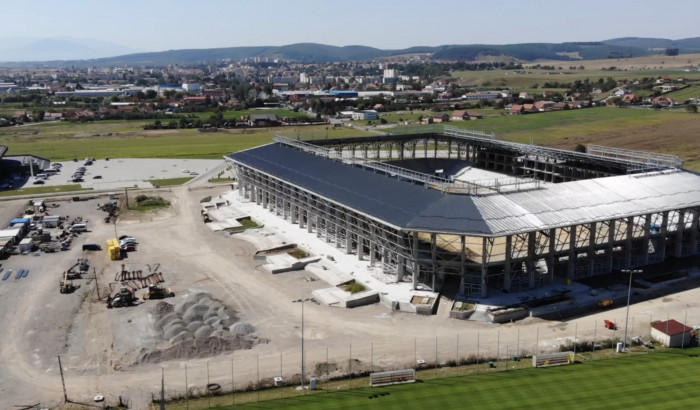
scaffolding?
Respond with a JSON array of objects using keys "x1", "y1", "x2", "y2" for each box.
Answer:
[{"x1": 231, "y1": 131, "x2": 700, "y2": 298}]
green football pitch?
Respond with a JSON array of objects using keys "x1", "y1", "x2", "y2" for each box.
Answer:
[{"x1": 211, "y1": 349, "x2": 700, "y2": 409}]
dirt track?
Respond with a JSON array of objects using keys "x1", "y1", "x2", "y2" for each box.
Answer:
[{"x1": 0, "y1": 185, "x2": 699, "y2": 409}]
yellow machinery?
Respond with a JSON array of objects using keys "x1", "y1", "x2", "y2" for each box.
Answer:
[{"x1": 106, "y1": 238, "x2": 121, "y2": 260}]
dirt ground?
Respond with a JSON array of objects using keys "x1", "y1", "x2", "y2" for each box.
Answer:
[
  {"x1": 0, "y1": 184, "x2": 699, "y2": 409},
  {"x1": 543, "y1": 115, "x2": 700, "y2": 170}
]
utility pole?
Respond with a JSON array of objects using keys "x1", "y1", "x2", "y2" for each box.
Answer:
[
  {"x1": 57, "y1": 355, "x2": 68, "y2": 403},
  {"x1": 93, "y1": 267, "x2": 100, "y2": 300},
  {"x1": 301, "y1": 299, "x2": 305, "y2": 391}
]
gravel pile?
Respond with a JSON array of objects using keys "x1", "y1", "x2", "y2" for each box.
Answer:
[{"x1": 152, "y1": 290, "x2": 256, "y2": 345}]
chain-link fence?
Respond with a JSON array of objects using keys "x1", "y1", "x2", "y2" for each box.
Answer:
[{"x1": 149, "y1": 309, "x2": 698, "y2": 408}]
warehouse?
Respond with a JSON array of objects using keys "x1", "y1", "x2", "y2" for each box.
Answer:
[{"x1": 226, "y1": 127, "x2": 700, "y2": 298}]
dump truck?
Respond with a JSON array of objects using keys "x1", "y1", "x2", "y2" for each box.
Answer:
[{"x1": 142, "y1": 284, "x2": 174, "y2": 300}]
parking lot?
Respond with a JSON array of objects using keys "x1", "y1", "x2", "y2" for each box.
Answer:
[{"x1": 22, "y1": 157, "x2": 227, "y2": 190}]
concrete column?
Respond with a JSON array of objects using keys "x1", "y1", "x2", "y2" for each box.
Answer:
[
  {"x1": 625, "y1": 217, "x2": 634, "y2": 268},
  {"x1": 528, "y1": 232, "x2": 536, "y2": 288},
  {"x1": 675, "y1": 210, "x2": 686, "y2": 257},
  {"x1": 412, "y1": 232, "x2": 419, "y2": 290},
  {"x1": 504, "y1": 235, "x2": 512, "y2": 292},
  {"x1": 346, "y1": 223, "x2": 353, "y2": 254},
  {"x1": 397, "y1": 255, "x2": 405, "y2": 282},
  {"x1": 548, "y1": 228, "x2": 556, "y2": 284},
  {"x1": 659, "y1": 211, "x2": 669, "y2": 261},
  {"x1": 357, "y1": 237, "x2": 363, "y2": 260},
  {"x1": 369, "y1": 242, "x2": 376, "y2": 265},
  {"x1": 643, "y1": 214, "x2": 651, "y2": 265},
  {"x1": 690, "y1": 210, "x2": 699, "y2": 254},
  {"x1": 567, "y1": 226, "x2": 576, "y2": 281},
  {"x1": 480, "y1": 237, "x2": 488, "y2": 298},
  {"x1": 588, "y1": 222, "x2": 596, "y2": 276},
  {"x1": 307, "y1": 213, "x2": 313, "y2": 233}
]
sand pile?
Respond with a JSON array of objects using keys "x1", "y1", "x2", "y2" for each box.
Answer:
[{"x1": 138, "y1": 290, "x2": 263, "y2": 365}]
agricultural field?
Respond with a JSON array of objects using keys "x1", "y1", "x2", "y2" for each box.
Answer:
[
  {"x1": 453, "y1": 53, "x2": 700, "y2": 91},
  {"x1": 427, "y1": 106, "x2": 700, "y2": 171},
  {"x1": 0, "y1": 121, "x2": 372, "y2": 161},
  {"x1": 173, "y1": 348, "x2": 700, "y2": 410}
]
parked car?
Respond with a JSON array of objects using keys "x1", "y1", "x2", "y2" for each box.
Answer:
[
  {"x1": 118, "y1": 235, "x2": 133, "y2": 240},
  {"x1": 72, "y1": 177, "x2": 84, "y2": 182},
  {"x1": 82, "y1": 243, "x2": 102, "y2": 251},
  {"x1": 182, "y1": 169, "x2": 190, "y2": 173},
  {"x1": 0, "y1": 182, "x2": 13, "y2": 190},
  {"x1": 93, "y1": 175, "x2": 102, "y2": 179},
  {"x1": 33, "y1": 180, "x2": 45, "y2": 185},
  {"x1": 120, "y1": 243, "x2": 137, "y2": 252},
  {"x1": 189, "y1": 172, "x2": 199, "y2": 176},
  {"x1": 120, "y1": 238, "x2": 138, "y2": 247}
]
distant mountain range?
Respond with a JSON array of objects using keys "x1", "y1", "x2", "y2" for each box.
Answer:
[
  {"x1": 0, "y1": 37, "x2": 142, "y2": 62},
  {"x1": 1, "y1": 37, "x2": 699, "y2": 67}
]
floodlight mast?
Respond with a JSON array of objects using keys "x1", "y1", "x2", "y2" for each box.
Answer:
[{"x1": 621, "y1": 269, "x2": 642, "y2": 350}]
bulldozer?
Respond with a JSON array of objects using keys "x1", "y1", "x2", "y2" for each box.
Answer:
[
  {"x1": 107, "y1": 287, "x2": 135, "y2": 308},
  {"x1": 142, "y1": 284, "x2": 175, "y2": 300}
]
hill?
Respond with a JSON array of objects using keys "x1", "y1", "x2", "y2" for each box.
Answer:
[
  {"x1": 2, "y1": 38, "x2": 699, "y2": 67},
  {"x1": 603, "y1": 37, "x2": 700, "y2": 53}
]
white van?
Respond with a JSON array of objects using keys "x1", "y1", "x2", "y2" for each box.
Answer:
[
  {"x1": 43, "y1": 168, "x2": 58, "y2": 175},
  {"x1": 69, "y1": 223, "x2": 88, "y2": 233},
  {"x1": 35, "y1": 173, "x2": 48, "y2": 179}
]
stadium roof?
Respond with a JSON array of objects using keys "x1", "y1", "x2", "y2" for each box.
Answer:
[{"x1": 228, "y1": 143, "x2": 700, "y2": 237}]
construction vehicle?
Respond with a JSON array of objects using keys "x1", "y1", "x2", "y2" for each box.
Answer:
[
  {"x1": 142, "y1": 284, "x2": 175, "y2": 300},
  {"x1": 64, "y1": 258, "x2": 89, "y2": 280},
  {"x1": 597, "y1": 298, "x2": 614, "y2": 309},
  {"x1": 604, "y1": 319, "x2": 617, "y2": 330},
  {"x1": 107, "y1": 287, "x2": 135, "y2": 308},
  {"x1": 59, "y1": 270, "x2": 78, "y2": 294}
]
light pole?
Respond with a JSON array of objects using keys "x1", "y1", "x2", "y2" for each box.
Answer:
[
  {"x1": 301, "y1": 298, "x2": 305, "y2": 391},
  {"x1": 621, "y1": 269, "x2": 642, "y2": 350}
]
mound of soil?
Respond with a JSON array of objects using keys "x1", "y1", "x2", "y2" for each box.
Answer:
[{"x1": 135, "y1": 335, "x2": 265, "y2": 365}]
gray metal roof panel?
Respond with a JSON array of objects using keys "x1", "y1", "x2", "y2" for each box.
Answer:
[
  {"x1": 228, "y1": 144, "x2": 700, "y2": 237},
  {"x1": 227, "y1": 144, "x2": 492, "y2": 234}
]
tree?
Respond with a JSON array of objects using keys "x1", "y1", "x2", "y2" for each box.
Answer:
[
  {"x1": 686, "y1": 104, "x2": 698, "y2": 114},
  {"x1": 574, "y1": 144, "x2": 586, "y2": 153},
  {"x1": 145, "y1": 90, "x2": 157, "y2": 99}
]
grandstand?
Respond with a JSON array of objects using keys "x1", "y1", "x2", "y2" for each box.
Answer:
[{"x1": 225, "y1": 126, "x2": 700, "y2": 298}]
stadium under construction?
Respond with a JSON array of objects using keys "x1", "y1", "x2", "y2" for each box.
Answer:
[{"x1": 226, "y1": 127, "x2": 700, "y2": 298}]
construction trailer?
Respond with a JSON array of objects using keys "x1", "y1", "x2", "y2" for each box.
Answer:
[{"x1": 226, "y1": 127, "x2": 700, "y2": 299}]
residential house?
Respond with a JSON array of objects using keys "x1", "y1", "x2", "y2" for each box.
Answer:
[
  {"x1": 451, "y1": 110, "x2": 467, "y2": 121},
  {"x1": 651, "y1": 96, "x2": 675, "y2": 107},
  {"x1": 621, "y1": 94, "x2": 638, "y2": 104},
  {"x1": 247, "y1": 113, "x2": 280, "y2": 127}
]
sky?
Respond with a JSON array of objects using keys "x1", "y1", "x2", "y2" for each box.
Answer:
[{"x1": 1, "y1": 0, "x2": 698, "y2": 52}]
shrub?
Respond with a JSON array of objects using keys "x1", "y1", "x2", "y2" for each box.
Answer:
[
  {"x1": 200, "y1": 196, "x2": 212, "y2": 203},
  {"x1": 344, "y1": 282, "x2": 366, "y2": 294}
]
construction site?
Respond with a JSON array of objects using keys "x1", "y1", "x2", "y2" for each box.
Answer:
[
  {"x1": 227, "y1": 128, "x2": 700, "y2": 304},
  {"x1": 0, "y1": 133, "x2": 699, "y2": 408}
]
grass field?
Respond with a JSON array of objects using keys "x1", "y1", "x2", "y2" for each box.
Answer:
[
  {"x1": 0, "y1": 123, "x2": 372, "y2": 161},
  {"x1": 0, "y1": 184, "x2": 90, "y2": 197},
  {"x1": 445, "y1": 106, "x2": 691, "y2": 143},
  {"x1": 192, "y1": 349, "x2": 700, "y2": 410}
]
